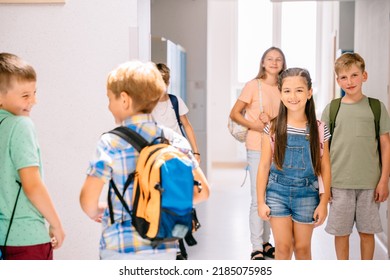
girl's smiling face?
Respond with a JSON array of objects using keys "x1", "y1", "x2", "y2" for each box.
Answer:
[
  {"x1": 263, "y1": 50, "x2": 285, "y2": 75},
  {"x1": 280, "y1": 76, "x2": 312, "y2": 113}
]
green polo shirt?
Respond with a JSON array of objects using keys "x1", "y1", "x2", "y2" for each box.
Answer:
[
  {"x1": 0, "y1": 110, "x2": 50, "y2": 246},
  {"x1": 321, "y1": 96, "x2": 390, "y2": 189}
]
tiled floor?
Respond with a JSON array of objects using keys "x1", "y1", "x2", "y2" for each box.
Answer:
[{"x1": 185, "y1": 166, "x2": 389, "y2": 260}]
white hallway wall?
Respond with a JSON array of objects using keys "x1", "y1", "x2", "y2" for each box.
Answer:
[
  {"x1": 208, "y1": 0, "x2": 241, "y2": 166},
  {"x1": 354, "y1": 0, "x2": 390, "y2": 253},
  {"x1": 0, "y1": 0, "x2": 150, "y2": 259},
  {"x1": 151, "y1": 0, "x2": 209, "y2": 174}
]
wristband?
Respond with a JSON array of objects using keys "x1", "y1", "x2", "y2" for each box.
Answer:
[{"x1": 193, "y1": 152, "x2": 200, "y2": 156}]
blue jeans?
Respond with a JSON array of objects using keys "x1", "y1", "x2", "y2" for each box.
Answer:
[{"x1": 247, "y1": 150, "x2": 271, "y2": 251}]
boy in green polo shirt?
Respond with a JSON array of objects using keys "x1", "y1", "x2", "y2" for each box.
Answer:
[
  {"x1": 0, "y1": 53, "x2": 65, "y2": 259},
  {"x1": 321, "y1": 52, "x2": 390, "y2": 260}
]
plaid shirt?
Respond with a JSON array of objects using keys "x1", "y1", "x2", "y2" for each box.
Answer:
[{"x1": 87, "y1": 114, "x2": 196, "y2": 254}]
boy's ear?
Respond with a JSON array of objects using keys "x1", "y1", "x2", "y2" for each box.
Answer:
[
  {"x1": 362, "y1": 71, "x2": 368, "y2": 82},
  {"x1": 336, "y1": 76, "x2": 342, "y2": 87},
  {"x1": 120, "y1": 91, "x2": 132, "y2": 110}
]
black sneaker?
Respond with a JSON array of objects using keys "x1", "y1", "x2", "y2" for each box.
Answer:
[{"x1": 176, "y1": 252, "x2": 187, "y2": 260}]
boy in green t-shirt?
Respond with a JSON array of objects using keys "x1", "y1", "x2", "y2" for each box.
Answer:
[
  {"x1": 0, "y1": 53, "x2": 65, "y2": 259},
  {"x1": 321, "y1": 52, "x2": 390, "y2": 260}
]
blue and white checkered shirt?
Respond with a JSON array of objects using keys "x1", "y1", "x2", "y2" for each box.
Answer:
[{"x1": 87, "y1": 114, "x2": 196, "y2": 254}]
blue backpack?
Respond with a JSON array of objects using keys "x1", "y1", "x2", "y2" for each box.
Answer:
[{"x1": 108, "y1": 126, "x2": 199, "y2": 247}]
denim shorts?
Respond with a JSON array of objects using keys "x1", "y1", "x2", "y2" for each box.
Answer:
[{"x1": 266, "y1": 173, "x2": 320, "y2": 224}]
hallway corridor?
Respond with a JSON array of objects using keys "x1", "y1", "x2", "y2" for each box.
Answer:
[{"x1": 186, "y1": 166, "x2": 389, "y2": 260}]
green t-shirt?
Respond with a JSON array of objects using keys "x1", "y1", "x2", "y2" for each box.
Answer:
[
  {"x1": 0, "y1": 110, "x2": 50, "y2": 246},
  {"x1": 321, "y1": 96, "x2": 390, "y2": 189}
]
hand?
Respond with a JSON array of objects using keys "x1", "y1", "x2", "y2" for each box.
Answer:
[
  {"x1": 49, "y1": 224, "x2": 65, "y2": 249},
  {"x1": 194, "y1": 154, "x2": 201, "y2": 164},
  {"x1": 250, "y1": 119, "x2": 265, "y2": 133},
  {"x1": 258, "y1": 203, "x2": 271, "y2": 221},
  {"x1": 93, "y1": 201, "x2": 107, "y2": 223},
  {"x1": 375, "y1": 180, "x2": 389, "y2": 202},
  {"x1": 259, "y1": 112, "x2": 270, "y2": 124},
  {"x1": 313, "y1": 203, "x2": 328, "y2": 228}
]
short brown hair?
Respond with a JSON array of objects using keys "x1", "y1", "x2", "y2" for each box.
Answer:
[
  {"x1": 334, "y1": 52, "x2": 365, "y2": 76},
  {"x1": 155, "y1": 63, "x2": 170, "y2": 86},
  {"x1": 0, "y1": 53, "x2": 36, "y2": 94},
  {"x1": 107, "y1": 61, "x2": 165, "y2": 113}
]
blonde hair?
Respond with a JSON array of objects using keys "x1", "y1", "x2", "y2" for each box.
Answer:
[
  {"x1": 0, "y1": 53, "x2": 36, "y2": 94},
  {"x1": 334, "y1": 52, "x2": 365, "y2": 76},
  {"x1": 107, "y1": 61, "x2": 166, "y2": 113}
]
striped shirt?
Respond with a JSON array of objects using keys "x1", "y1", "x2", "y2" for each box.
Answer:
[
  {"x1": 264, "y1": 123, "x2": 331, "y2": 142},
  {"x1": 87, "y1": 114, "x2": 196, "y2": 254}
]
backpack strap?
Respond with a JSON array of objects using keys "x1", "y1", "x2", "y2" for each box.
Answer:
[
  {"x1": 368, "y1": 97, "x2": 381, "y2": 141},
  {"x1": 0, "y1": 117, "x2": 22, "y2": 259},
  {"x1": 317, "y1": 120, "x2": 325, "y2": 157},
  {"x1": 110, "y1": 126, "x2": 149, "y2": 153},
  {"x1": 168, "y1": 94, "x2": 186, "y2": 137},
  {"x1": 328, "y1": 98, "x2": 342, "y2": 148},
  {"x1": 368, "y1": 97, "x2": 381, "y2": 164},
  {"x1": 107, "y1": 178, "x2": 134, "y2": 225},
  {"x1": 107, "y1": 127, "x2": 149, "y2": 225}
]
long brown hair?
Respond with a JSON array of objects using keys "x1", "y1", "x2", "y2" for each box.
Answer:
[{"x1": 271, "y1": 68, "x2": 321, "y2": 176}]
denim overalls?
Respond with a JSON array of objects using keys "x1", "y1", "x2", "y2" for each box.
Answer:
[{"x1": 266, "y1": 129, "x2": 320, "y2": 224}]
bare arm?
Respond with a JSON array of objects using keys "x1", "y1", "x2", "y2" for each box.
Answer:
[
  {"x1": 180, "y1": 114, "x2": 200, "y2": 163},
  {"x1": 376, "y1": 133, "x2": 390, "y2": 202},
  {"x1": 229, "y1": 99, "x2": 265, "y2": 133},
  {"x1": 257, "y1": 134, "x2": 272, "y2": 220},
  {"x1": 19, "y1": 166, "x2": 65, "y2": 249},
  {"x1": 192, "y1": 167, "x2": 210, "y2": 204},
  {"x1": 79, "y1": 175, "x2": 106, "y2": 221},
  {"x1": 314, "y1": 141, "x2": 331, "y2": 227}
]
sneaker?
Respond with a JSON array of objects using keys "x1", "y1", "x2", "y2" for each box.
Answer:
[{"x1": 176, "y1": 252, "x2": 187, "y2": 260}]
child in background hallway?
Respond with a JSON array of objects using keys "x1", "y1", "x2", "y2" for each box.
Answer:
[
  {"x1": 79, "y1": 60, "x2": 209, "y2": 260},
  {"x1": 152, "y1": 62, "x2": 201, "y2": 260},
  {"x1": 152, "y1": 63, "x2": 201, "y2": 163},
  {"x1": 0, "y1": 53, "x2": 65, "y2": 260},
  {"x1": 230, "y1": 47, "x2": 286, "y2": 260},
  {"x1": 321, "y1": 52, "x2": 390, "y2": 260},
  {"x1": 257, "y1": 68, "x2": 331, "y2": 260}
]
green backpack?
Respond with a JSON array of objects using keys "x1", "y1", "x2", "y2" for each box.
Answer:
[{"x1": 329, "y1": 97, "x2": 381, "y2": 164}]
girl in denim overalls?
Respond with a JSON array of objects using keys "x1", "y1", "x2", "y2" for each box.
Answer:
[{"x1": 257, "y1": 68, "x2": 331, "y2": 260}]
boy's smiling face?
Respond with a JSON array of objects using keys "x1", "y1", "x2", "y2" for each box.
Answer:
[
  {"x1": 336, "y1": 64, "x2": 367, "y2": 97},
  {"x1": 0, "y1": 79, "x2": 37, "y2": 116}
]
